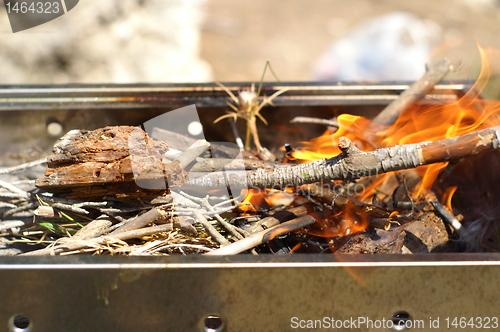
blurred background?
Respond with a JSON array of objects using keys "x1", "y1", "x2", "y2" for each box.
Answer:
[{"x1": 0, "y1": 0, "x2": 500, "y2": 84}]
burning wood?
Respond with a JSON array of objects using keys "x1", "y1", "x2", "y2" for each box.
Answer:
[
  {"x1": 370, "y1": 58, "x2": 453, "y2": 127},
  {"x1": 2, "y1": 55, "x2": 500, "y2": 255},
  {"x1": 206, "y1": 215, "x2": 317, "y2": 255},
  {"x1": 184, "y1": 125, "x2": 500, "y2": 190},
  {"x1": 0, "y1": 119, "x2": 489, "y2": 255}
]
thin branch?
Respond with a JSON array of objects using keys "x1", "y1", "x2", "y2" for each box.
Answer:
[
  {"x1": 0, "y1": 220, "x2": 29, "y2": 232},
  {"x1": 290, "y1": 116, "x2": 339, "y2": 128},
  {"x1": 430, "y1": 200, "x2": 476, "y2": 249},
  {"x1": 228, "y1": 117, "x2": 245, "y2": 150},
  {"x1": 205, "y1": 215, "x2": 316, "y2": 255},
  {"x1": 3, "y1": 202, "x2": 38, "y2": 217},
  {"x1": 175, "y1": 139, "x2": 209, "y2": 169},
  {"x1": 131, "y1": 242, "x2": 214, "y2": 255},
  {"x1": 20, "y1": 224, "x2": 174, "y2": 256},
  {"x1": 244, "y1": 205, "x2": 309, "y2": 234},
  {"x1": 371, "y1": 58, "x2": 452, "y2": 126},
  {"x1": 193, "y1": 210, "x2": 230, "y2": 246},
  {"x1": 49, "y1": 202, "x2": 90, "y2": 215},
  {"x1": 0, "y1": 180, "x2": 29, "y2": 199},
  {"x1": 184, "y1": 125, "x2": 500, "y2": 190},
  {"x1": 110, "y1": 206, "x2": 169, "y2": 234},
  {"x1": 214, "y1": 214, "x2": 244, "y2": 240},
  {"x1": 72, "y1": 214, "x2": 113, "y2": 240},
  {"x1": 0, "y1": 157, "x2": 47, "y2": 174}
]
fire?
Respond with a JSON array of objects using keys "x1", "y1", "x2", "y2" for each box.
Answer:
[
  {"x1": 306, "y1": 206, "x2": 370, "y2": 238},
  {"x1": 238, "y1": 189, "x2": 295, "y2": 214},
  {"x1": 442, "y1": 186, "x2": 458, "y2": 211},
  {"x1": 291, "y1": 46, "x2": 500, "y2": 237}
]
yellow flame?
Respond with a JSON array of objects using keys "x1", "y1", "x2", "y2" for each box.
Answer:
[{"x1": 294, "y1": 46, "x2": 500, "y2": 199}]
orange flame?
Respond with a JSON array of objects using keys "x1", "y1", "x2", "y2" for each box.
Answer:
[
  {"x1": 306, "y1": 208, "x2": 370, "y2": 238},
  {"x1": 238, "y1": 189, "x2": 295, "y2": 213},
  {"x1": 442, "y1": 186, "x2": 458, "y2": 211},
  {"x1": 291, "y1": 46, "x2": 500, "y2": 237}
]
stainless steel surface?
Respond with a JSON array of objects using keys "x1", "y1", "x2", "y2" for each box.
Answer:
[
  {"x1": 0, "y1": 81, "x2": 472, "y2": 166},
  {"x1": 1, "y1": 254, "x2": 499, "y2": 332},
  {"x1": 0, "y1": 82, "x2": 470, "y2": 110}
]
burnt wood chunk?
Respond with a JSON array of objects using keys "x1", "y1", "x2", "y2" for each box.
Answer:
[{"x1": 36, "y1": 126, "x2": 188, "y2": 199}]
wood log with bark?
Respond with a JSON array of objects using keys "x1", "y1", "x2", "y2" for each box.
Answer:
[
  {"x1": 184, "y1": 125, "x2": 500, "y2": 190},
  {"x1": 35, "y1": 126, "x2": 188, "y2": 199}
]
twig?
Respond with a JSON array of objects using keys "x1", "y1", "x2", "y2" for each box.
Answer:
[
  {"x1": 229, "y1": 117, "x2": 245, "y2": 150},
  {"x1": 151, "y1": 244, "x2": 215, "y2": 253},
  {"x1": 11, "y1": 179, "x2": 36, "y2": 186},
  {"x1": 212, "y1": 193, "x2": 246, "y2": 208},
  {"x1": 35, "y1": 194, "x2": 95, "y2": 205},
  {"x1": 172, "y1": 217, "x2": 198, "y2": 235},
  {"x1": 0, "y1": 157, "x2": 47, "y2": 174},
  {"x1": 190, "y1": 158, "x2": 282, "y2": 172},
  {"x1": 290, "y1": 116, "x2": 338, "y2": 128},
  {"x1": 176, "y1": 190, "x2": 205, "y2": 203},
  {"x1": 72, "y1": 215, "x2": 113, "y2": 240},
  {"x1": 370, "y1": 58, "x2": 452, "y2": 126},
  {"x1": 3, "y1": 202, "x2": 38, "y2": 217},
  {"x1": 20, "y1": 224, "x2": 174, "y2": 256},
  {"x1": 206, "y1": 215, "x2": 316, "y2": 255},
  {"x1": 170, "y1": 190, "x2": 240, "y2": 217},
  {"x1": 244, "y1": 205, "x2": 309, "y2": 234},
  {"x1": 175, "y1": 139, "x2": 209, "y2": 169},
  {"x1": 184, "y1": 125, "x2": 500, "y2": 190},
  {"x1": 193, "y1": 210, "x2": 230, "y2": 246},
  {"x1": 0, "y1": 180, "x2": 29, "y2": 199},
  {"x1": 0, "y1": 202, "x2": 17, "y2": 209},
  {"x1": 214, "y1": 214, "x2": 244, "y2": 240},
  {"x1": 110, "y1": 206, "x2": 169, "y2": 234},
  {"x1": 0, "y1": 220, "x2": 29, "y2": 232},
  {"x1": 131, "y1": 242, "x2": 214, "y2": 255},
  {"x1": 97, "y1": 205, "x2": 163, "y2": 214},
  {"x1": 181, "y1": 193, "x2": 235, "y2": 237},
  {"x1": 430, "y1": 200, "x2": 476, "y2": 249},
  {"x1": 0, "y1": 192, "x2": 27, "y2": 199},
  {"x1": 49, "y1": 202, "x2": 90, "y2": 215},
  {"x1": 173, "y1": 207, "x2": 231, "y2": 216},
  {"x1": 99, "y1": 213, "x2": 128, "y2": 231}
]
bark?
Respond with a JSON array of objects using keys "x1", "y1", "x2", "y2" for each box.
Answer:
[
  {"x1": 185, "y1": 125, "x2": 500, "y2": 190},
  {"x1": 35, "y1": 126, "x2": 188, "y2": 199}
]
